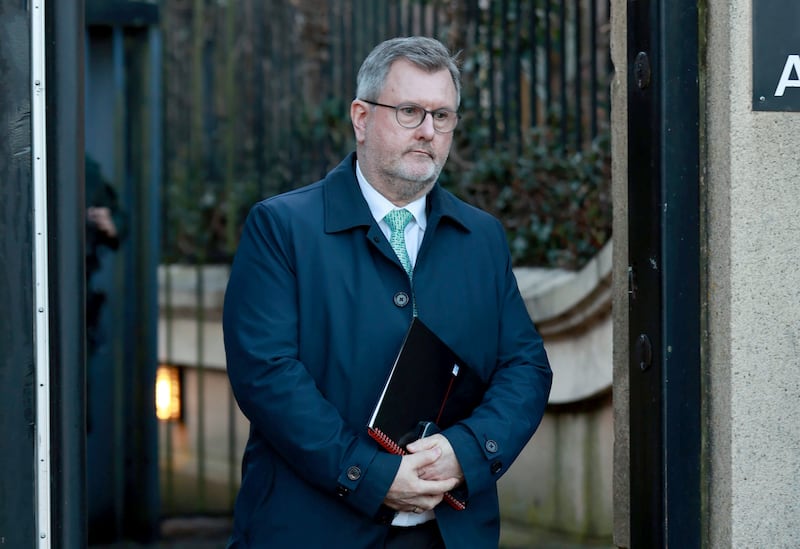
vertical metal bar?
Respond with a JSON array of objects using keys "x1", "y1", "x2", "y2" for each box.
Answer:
[
  {"x1": 285, "y1": 4, "x2": 298, "y2": 188},
  {"x1": 628, "y1": 0, "x2": 701, "y2": 544},
  {"x1": 160, "y1": 9, "x2": 175, "y2": 515},
  {"x1": 31, "y1": 1, "x2": 53, "y2": 546},
  {"x1": 341, "y1": 0, "x2": 349, "y2": 100},
  {"x1": 111, "y1": 27, "x2": 126, "y2": 536},
  {"x1": 385, "y1": 0, "x2": 393, "y2": 38},
  {"x1": 501, "y1": 0, "x2": 510, "y2": 143},
  {"x1": 140, "y1": 25, "x2": 162, "y2": 536},
  {"x1": 224, "y1": 2, "x2": 237, "y2": 253},
  {"x1": 190, "y1": 0, "x2": 207, "y2": 511},
  {"x1": 660, "y1": 0, "x2": 701, "y2": 544},
  {"x1": 0, "y1": 0, "x2": 37, "y2": 545},
  {"x1": 513, "y1": 0, "x2": 522, "y2": 148},
  {"x1": 118, "y1": 25, "x2": 161, "y2": 538},
  {"x1": 369, "y1": 0, "x2": 378, "y2": 50},
  {"x1": 254, "y1": 0, "x2": 266, "y2": 198},
  {"x1": 544, "y1": 0, "x2": 552, "y2": 114},
  {"x1": 467, "y1": 0, "x2": 484, "y2": 148},
  {"x1": 574, "y1": 0, "x2": 583, "y2": 149},
  {"x1": 191, "y1": 0, "x2": 204, "y2": 169},
  {"x1": 432, "y1": 0, "x2": 439, "y2": 40},
  {"x1": 328, "y1": 0, "x2": 335, "y2": 96},
  {"x1": 164, "y1": 269, "x2": 175, "y2": 509},
  {"x1": 195, "y1": 265, "x2": 206, "y2": 507},
  {"x1": 590, "y1": 0, "x2": 598, "y2": 139},
  {"x1": 45, "y1": 0, "x2": 86, "y2": 545},
  {"x1": 558, "y1": 0, "x2": 567, "y2": 150},
  {"x1": 626, "y1": 0, "x2": 663, "y2": 535},
  {"x1": 395, "y1": 0, "x2": 402, "y2": 36},
  {"x1": 487, "y1": 2, "x2": 496, "y2": 143},
  {"x1": 529, "y1": 0, "x2": 538, "y2": 129},
  {"x1": 228, "y1": 387, "x2": 238, "y2": 508},
  {"x1": 511, "y1": 0, "x2": 524, "y2": 148},
  {"x1": 351, "y1": 0, "x2": 359, "y2": 88}
]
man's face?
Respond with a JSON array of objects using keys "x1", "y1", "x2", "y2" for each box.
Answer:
[{"x1": 353, "y1": 59, "x2": 458, "y2": 205}]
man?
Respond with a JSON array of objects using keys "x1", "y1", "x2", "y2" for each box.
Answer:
[{"x1": 224, "y1": 36, "x2": 552, "y2": 548}]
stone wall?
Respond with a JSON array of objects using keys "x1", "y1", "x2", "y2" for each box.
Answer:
[{"x1": 500, "y1": 243, "x2": 614, "y2": 544}]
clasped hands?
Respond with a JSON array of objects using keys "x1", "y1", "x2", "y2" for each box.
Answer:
[{"x1": 383, "y1": 433, "x2": 463, "y2": 514}]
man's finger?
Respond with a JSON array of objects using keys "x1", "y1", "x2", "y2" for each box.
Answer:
[
  {"x1": 416, "y1": 476, "x2": 459, "y2": 495},
  {"x1": 405, "y1": 445, "x2": 441, "y2": 469},
  {"x1": 406, "y1": 433, "x2": 444, "y2": 454}
]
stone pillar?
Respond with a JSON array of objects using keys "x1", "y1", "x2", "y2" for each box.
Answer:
[{"x1": 704, "y1": 0, "x2": 800, "y2": 546}]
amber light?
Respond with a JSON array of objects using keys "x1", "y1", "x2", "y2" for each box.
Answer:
[{"x1": 156, "y1": 365, "x2": 181, "y2": 421}]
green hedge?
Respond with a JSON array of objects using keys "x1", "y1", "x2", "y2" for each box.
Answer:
[{"x1": 442, "y1": 128, "x2": 611, "y2": 270}]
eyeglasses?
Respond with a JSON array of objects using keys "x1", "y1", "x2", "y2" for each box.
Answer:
[{"x1": 360, "y1": 99, "x2": 460, "y2": 133}]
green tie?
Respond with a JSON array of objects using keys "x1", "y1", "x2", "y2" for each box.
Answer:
[{"x1": 383, "y1": 209, "x2": 414, "y2": 279}]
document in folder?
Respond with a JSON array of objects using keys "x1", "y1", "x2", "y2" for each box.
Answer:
[{"x1": 367, "y1": 318, "x2": 487, "y2": 510}]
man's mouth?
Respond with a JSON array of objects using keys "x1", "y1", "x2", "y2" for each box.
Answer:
[{"x1": 408, "y1": 148, "x2": 434, "y2": 159}]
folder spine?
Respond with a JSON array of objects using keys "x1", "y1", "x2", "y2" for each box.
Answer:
[{"x1": 368, "y1": 427, "x2": 404, "y2": 455}]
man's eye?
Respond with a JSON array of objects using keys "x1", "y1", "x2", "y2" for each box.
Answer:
[
  {"x1": 399, "y1": 106, "x2": 420, "y2": 116},
  {"x1": 432, "y1": 111, "x2": 450, "y2": 121}
]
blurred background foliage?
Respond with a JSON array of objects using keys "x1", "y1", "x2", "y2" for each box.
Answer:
[{"x1": 161, "y1": 0, "x2": 611, "y2": 270}]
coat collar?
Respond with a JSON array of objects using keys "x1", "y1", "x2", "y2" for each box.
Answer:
[{"x1": 324, "y1": 152, "x2": 471, "y2": 234}]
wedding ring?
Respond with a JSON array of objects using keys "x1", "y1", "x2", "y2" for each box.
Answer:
[{"x1": 413, "y1": 506, "x2": 420, "y2": 514}]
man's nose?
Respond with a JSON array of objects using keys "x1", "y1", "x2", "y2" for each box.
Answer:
[{"x1": 414, "y1": 113, "x2": 436, "y2": 139}]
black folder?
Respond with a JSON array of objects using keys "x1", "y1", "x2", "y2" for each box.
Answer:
[{"x1": 367, "y1": 318, "x2": 487, "y2": 510}]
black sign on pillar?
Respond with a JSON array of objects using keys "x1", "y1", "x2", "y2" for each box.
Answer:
[{"x1": 753, "y1": 0, "x2": 800, "y2": 111}]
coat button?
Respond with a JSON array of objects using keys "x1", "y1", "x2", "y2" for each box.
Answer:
[
  {"x1": 393, "y1": 292, "x2": 410, "y2": 308},
  {"x1": 346, "y1": 466, "x2": 361, "y2": 481},
  {"x1": 485, "y1": 439, "x2": 498, "y2": 453},
  {"x1": 491, "y1": 460, "x2": 503, "y2": 474}
]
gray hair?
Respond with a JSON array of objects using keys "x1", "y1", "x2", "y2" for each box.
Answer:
[{"x1": 356, "y1": 36, "x2": 461, "y2": 107}]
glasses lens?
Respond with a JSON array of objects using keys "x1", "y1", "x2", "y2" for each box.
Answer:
[
  {"x1": 432, "y1": 111, "x2": 458, "y2": 132},
  {"x1": 395, "y1": 105, "x2": 425, "y2": 128}
]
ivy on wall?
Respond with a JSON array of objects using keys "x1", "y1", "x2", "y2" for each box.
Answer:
[{"x1": 444, "y1": 128, "x2": 611, "y2": 270}]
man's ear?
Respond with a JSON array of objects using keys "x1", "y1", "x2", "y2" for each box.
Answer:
[{"x1": 351, "y1": 99, "x2": 369, "y2": 143}]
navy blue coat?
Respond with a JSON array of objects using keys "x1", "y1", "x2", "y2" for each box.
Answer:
[{"x1": 223, "y1": 153, "x2": 552, "y2": 548}]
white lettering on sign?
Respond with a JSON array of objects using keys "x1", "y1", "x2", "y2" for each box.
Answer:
[{"x1": 774, "y1": 54, "x2": 800, "y2": 96}]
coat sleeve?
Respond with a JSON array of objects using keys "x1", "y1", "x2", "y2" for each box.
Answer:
[
  {"x1": 223, "y1": 202, "x2": 400, "y2": 517},
  {"x1": 442, "y1": 220, "x2": 552, "y2": 499}
]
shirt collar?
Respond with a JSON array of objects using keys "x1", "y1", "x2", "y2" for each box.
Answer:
[{"x1": 356, "y1": 161, "x2": 427, "y2": 230}]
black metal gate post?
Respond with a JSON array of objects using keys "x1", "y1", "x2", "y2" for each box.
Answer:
[
  {"x1": 84, "y1": 2, "x2": 162, "y2": 542},
  {"x1": 0, "y1": 1, "x2": 86, "y2": 546},
  {"x1": 46, "y1": 0, "x2": 87, "y2": 546},
  {"x1": 0, "y1": 1, "x2": 37, "y2": 544},
  {"x1": 627, "y1": 0, "x2": 701, "y2": 546}
]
